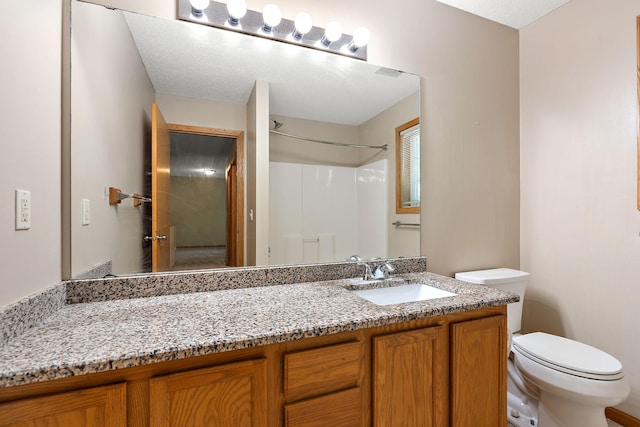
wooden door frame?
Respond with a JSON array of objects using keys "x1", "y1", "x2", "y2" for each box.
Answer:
[
  {"x1": 226, "y1": 156, "x2": 238, "y2": 267},
  {"x1": 167, "y1": 123, "x2": 245, "y2": 267}
]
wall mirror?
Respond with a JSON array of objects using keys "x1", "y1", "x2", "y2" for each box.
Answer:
[{"x1": 69, "y1": 0, "x2": 421, "y2": 279}]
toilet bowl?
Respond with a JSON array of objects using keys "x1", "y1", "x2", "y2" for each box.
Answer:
[{"x1": 455, "y1": 268, "x2": 630, "y2": 427}]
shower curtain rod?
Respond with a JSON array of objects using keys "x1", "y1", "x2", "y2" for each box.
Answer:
[{"x1": 270, "y1": 129, "x2": 388, "y2": 151}]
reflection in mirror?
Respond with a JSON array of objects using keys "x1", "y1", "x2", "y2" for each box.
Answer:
[
  {"x1": 396, "y1": 118, "x2": 421, "y2": 214},
  {"x1": 69, "y1": 0, "x2": 421, "y2": 279}
]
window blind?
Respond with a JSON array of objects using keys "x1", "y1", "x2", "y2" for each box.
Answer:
[{"x1": 400, "y1": 124, "x2": 420, "y2": 207}]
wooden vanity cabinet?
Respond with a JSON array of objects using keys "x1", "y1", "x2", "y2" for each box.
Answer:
[
  {"x1": 0, "y1": 307, "x2": 506, "y2": 427},
  {"x1": 370, "y1": 312, "x2": 507, "y2": 427}
]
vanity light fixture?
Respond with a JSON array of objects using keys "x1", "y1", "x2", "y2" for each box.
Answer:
[
  {"x1": 226, "y1": 0, "x2": 247, "y2": 25},
  {"x1": 203, "y1": 169, "x2": 216, "y2": 176},
  {"x1": 177, "y1": 0, "x2": 369, "y2": 60}
]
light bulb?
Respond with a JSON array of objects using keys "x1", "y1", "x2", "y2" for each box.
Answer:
[
  {"x1": 189, "y1": 0, "x2": 210, "y2": 16},
  {"x1": 353, "y1": 27, "x2": 369, "y2": 47},
  {"x1": 262, "y1": 4, "x2": 282, "y2": 33},
  {"x1": 322, "y1": 21, "x2": 342, "y2": 46},
  {"x1": 293, "y1": 12, "x2": 312, "y2": 40},
  {"x1": 348, "y1": 26, "x2": 370, "y2": 52},
  {"x1": 226, "y1": 0, "x2": 247, "y2": 25}
]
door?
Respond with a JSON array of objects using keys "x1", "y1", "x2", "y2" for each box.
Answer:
[
  {"x1": 151, "y1": 103, "x2": 171, "y2": 272},
  {"x1": 227, "y1": 155, "x2": 238, "y2": 267}
]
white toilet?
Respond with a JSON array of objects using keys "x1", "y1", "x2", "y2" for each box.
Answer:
[{"x1": 455, "y1": 268, "x2": 630, "y2": 427}]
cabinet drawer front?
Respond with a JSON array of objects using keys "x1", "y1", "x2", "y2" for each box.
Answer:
[
  {"x1": 285, "y1": 341, "x2": 362, "y2": 402},
  {"x1": 285, "y1": 387, "x2": 362, "y2": 427}
]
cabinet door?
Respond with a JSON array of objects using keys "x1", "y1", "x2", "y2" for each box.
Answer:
[
  {"x1": 150, "y1": 358, "x2": 267, "y2": 427},
  {"x1": 451, "y1": 315, "x2": 507, "y2": 427},
  {"x1": 0, "y1": 382, "x2": 126, "y2": 427},
  {"x1": 373, "y1": 326, "x2": 446, "y2": 427}
]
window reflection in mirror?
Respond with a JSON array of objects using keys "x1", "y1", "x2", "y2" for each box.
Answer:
[{"x1": 396, "y1": 118, "x2": 420, "y2": 214}]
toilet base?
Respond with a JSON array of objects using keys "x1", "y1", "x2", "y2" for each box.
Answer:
[
  {"x1": 537, "y1": 390, "x2": 609, "y2": 427},
  {"x1": 507, "y1": 391, "x2": 538, "y2": 426},
  {"x1": 507, "y1": 358, "x2": 539, "y2": 426}
]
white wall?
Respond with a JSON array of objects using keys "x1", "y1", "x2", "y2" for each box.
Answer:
[
  {"x1": 520, "y1": 0, "x2": 640, "y2": 417},
  {"x1": 0, "y1": 0, "x2": 62, "y2": 306}
]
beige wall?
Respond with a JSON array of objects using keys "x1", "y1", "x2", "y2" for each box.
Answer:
[
  {"x1": 245, "y1": 81, "x2": 270, "y2": 266},
  {"x1": 520, "y1": 0, "x2": 640, "y2": 417},
  {"x1": 359, "y1": 92, "x2": 421, "y2": 259},
  {"x1": 171, "y1": 177, "x2": 226, "y2": 247},
  {"x1": 269, "y1": 116, "x2": 361, "y2": 166},
  {"x1": 71, "y1": 3, "x2": 155, "y2": 277},
  {"x1": 156, "y1": 93, "x2": 246, "y2": 131},
  {"x1": 0, "y1": 0, "x2": 62, "y2": 306}
]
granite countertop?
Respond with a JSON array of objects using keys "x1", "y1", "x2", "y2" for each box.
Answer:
[{"x1": 0, "y1": 271, "x2": 517, "y2": 389}]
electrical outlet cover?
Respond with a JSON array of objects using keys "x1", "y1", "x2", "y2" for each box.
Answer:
[{"x1": 15, "y1": 189, "x2": 31, "y2": 230}]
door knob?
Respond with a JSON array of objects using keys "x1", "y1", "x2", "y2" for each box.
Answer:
[{"x1": 144, "y1": 235, "x2": 167, "y2": 242}]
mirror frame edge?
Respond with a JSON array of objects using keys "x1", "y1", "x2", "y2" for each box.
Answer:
[
  {"x1": 637, "y1": 16, "x2": 640, "y2": 211},
  {"x1": 62, "y1": 0, "x2": 72, "y2": 281}
]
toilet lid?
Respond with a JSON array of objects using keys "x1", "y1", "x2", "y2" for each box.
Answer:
[{"x1": 513, "y1": 332, "x2": 623, "y2": 380}]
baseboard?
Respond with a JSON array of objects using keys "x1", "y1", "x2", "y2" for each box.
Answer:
[{"x1": 607, "y1": 407, "x2": 640, "y2": 427}]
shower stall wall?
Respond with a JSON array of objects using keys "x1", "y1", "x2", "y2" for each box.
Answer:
[{"x1": 269, "y1": 159, "x2": 388, "y2": 265}]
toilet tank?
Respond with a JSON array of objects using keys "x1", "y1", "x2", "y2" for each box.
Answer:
[{"x1": 454, "y1": 268, "x2": 529, "y2": 333}]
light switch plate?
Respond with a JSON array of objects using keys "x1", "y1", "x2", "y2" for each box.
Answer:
[
  {"x1": 15, "y1": 189, "x2": 31, "y2": 230},
  {"x1": 82, "y1": 199, "x2": 90, "y2": 225}
]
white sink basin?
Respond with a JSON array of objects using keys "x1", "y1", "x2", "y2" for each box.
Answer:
[{"x1": 352, "y1": 283, "x2": 456, "y2": 306}]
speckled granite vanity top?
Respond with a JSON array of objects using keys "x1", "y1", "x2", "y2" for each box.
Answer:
[{"x1": 0, "y1": 260, "x2": 517, "y2": 389}]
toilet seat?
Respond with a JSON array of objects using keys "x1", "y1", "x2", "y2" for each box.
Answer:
[{"x1": 513, "y1": 332, "x2": 623, "y2": 381}]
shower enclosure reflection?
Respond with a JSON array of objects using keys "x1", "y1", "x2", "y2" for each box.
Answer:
[{"x1": 69, "y1": 0, "x2": 421, "y2": 278}]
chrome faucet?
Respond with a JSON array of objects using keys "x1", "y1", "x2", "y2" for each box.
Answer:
[
  {"x1": 371, "y1": 262, "x2": 395, "y2": 280},
  {"x1": 348, "y1": 255, "x2": 373, "y2": 281}
]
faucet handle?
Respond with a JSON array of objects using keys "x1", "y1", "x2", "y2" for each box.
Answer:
[{"x1": 371, "y1": 262, "x2": 395, "y2": 279}]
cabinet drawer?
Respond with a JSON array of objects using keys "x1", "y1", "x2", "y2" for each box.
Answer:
[
  {"x1": 284, "y1": 341, "x2": 362, "y2": 402},
  {"x1": 285, "y1": 387, "x2": 362, "y2": 427}
]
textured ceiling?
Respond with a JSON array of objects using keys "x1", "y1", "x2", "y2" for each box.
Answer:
[
  {"x1": 435, "y1": 0, "x2": 571, "y2": 29},
  {"x1": 124, "y1": 12, "x2": 419, "y2": 127}
]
